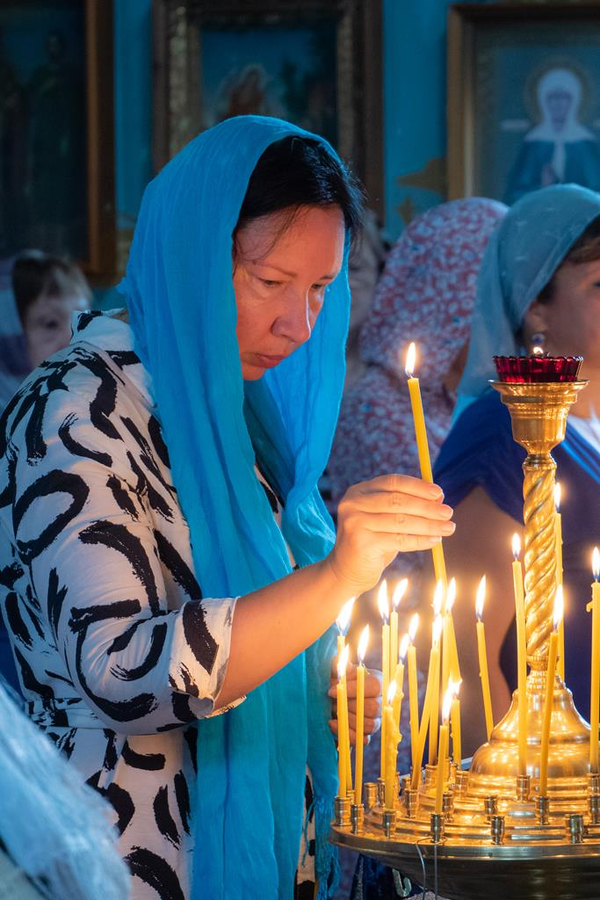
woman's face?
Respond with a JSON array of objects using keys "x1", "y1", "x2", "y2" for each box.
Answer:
[
  {"x1": 233, "y1": 205, "x2": 345, "y2": 380},
  {"x1": 24, "y1": 292, "x2": 89, "y2": 369},
  {"x1": 526, "y1": 257, "x2": 600, "y2": 366}
]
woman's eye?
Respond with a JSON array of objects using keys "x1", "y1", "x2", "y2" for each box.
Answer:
[{"x1": 260, "y1": 278, "x2": 282, "y2": 288}]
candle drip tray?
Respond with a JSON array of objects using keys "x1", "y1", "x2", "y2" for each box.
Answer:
[{"x1": 331, "y1": 681, "x2": 600, "y2": 900}]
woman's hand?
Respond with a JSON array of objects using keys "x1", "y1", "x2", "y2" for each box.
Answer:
[
  {"x1": 326, "y1": 474, "x2": 455, "y2": 595},
  {"x1": 328, "y1": 662, "x2": 382, "y2": 746}
]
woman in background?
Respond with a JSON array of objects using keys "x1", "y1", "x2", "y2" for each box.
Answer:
[{"x1": 435, "y1": 184, "x2": 600, "y2": 753}]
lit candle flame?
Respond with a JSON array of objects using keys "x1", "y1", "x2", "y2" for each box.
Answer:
[
  {"x1": 357, "y1": 624, "x2": 370, "y2": 664},
  {"x1": 392, "y1": 578, "x2": 408, "y2": 610},
  {"x1": 532, "y1": 346, "x2": 544, "y2": 357},
  {"x1": 433, "y1": 579, "x2": 445, "y2": 617},
  {"x1": 450, "y1": 678, "x2": 462, "y2": 699},
  {"x1": 433, "y1": 613, "x2": 443, "y2": 646},
  {"x1": 405, "y1": 342, "x2": 417, "y2": 378},
  {"x1": 336, "y1": 597, "x2": 355, "y2": 636},
  {"x1": 475, "y1": 575, "x2": 486, "y2": 621},
  {"x1": 399, "y1": 633, "x2": 410, "y2": 662},
  {"x1": 377, "y1": 580, "x2": 389, "y2": 622},
  {"x1": 445, "y1": 577, "x2": 457, "y2": 614},
  {"x1": 442, "y1": 684, "x2": 454, "y2": 723},
  {"x1": 593, "y1": 547, "x2": 600, "y2": 582},
  {"x1": 512, "y1": 533, "x2": 521, "y2": 561},
  {"x1": 553, "y1": 585, "x2": 564, "y2": 631},
  {"x1": 408, "y1": 612, "x2": 419, "y2": 643},
  {"x1": 387, "y1": 680, "x2": 397, "y2": 705},
  {"x1": 337, "y1": 643, "x2": 349, "y2": 681},
  {"x1": 554, "y1": 482, "x2": 561, "y2": 512}
]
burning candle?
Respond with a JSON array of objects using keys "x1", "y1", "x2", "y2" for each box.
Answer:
[
  {"x1": 428, "y1": 581, "x2": 445, "y2": 765},
  {"x1": 475, "y1": 576, "x2": 494, "y2": 741},
  {"x1": 555, "y1": 484, "x2": 565, "y2": 681},
  {"x1": 378, "y1": 581, "x2": 390, "y2": 779},
  {"x1": 354, "y1": 625, "x2": 369, "y2": 806},
  {"x1": 435, "y1": 685, "x2": 453, "y2": 814},
  {"x1": 512, "y1": 534, "x2": 528, "y2": 776},
  {"x1": 407, "y1": 613, "x2": 419, "y2": 773},
  {"x1": 445, "y1": 577, "x2": 461, "y2": 683},
  {"x1": 442, "y1": 578, "x2": 455, "y2": 693},
  {"x1": 384, "y1": 682, "x2": 400, "y2": 808},
  {"x1": 393, "y1": 633, "x2": 409, "y2": 727},
  {"x1": 450, "y1": 678, "x2": 462, "y2": 767},
  {"x1": 404, "y1": 342, "x2": 447, "y2": 586},
  {"x1": 539, "y1": 587, "x2": 563, "y2": 796},
  {"x1": 390, "y1": 578, "x2": 408, "y2": 686},
  {"x1": 412, "y1": 615, "x2": 443, "y2": 789},
  {"x1": 589, "y1": 548, "x2": 600, "y2": 773},
  {"x1": 336, "y1": 597, "x2": 355, "y2": 666},
  {"x1": 336, "y1": 644, "x2": 350, "y2": 797}
]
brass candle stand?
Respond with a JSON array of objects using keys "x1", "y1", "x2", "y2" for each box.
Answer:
[{"x1": 331, "y1": 366, "x2": 600, "y2": 900}]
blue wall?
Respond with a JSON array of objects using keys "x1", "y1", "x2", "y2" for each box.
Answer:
[{"x1": 113, "y1": 0, "x2": 490, "y2": 243}]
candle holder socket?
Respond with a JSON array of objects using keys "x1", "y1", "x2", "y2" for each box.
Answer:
[
  {"x1": 565, "y1": 813, "x2": 585, "y2": 843},
  {"x1": 484, "y1": 795, "x2": 499, "y2": 820},
  {"x1": 334, "y1": 795, "x2": 351, "y2": 828},
  {"x1": 403, "y1": 788, "x2": 419, "y2": 818},
  {"x1": 351, "y1": 803, "x2": 364, "y2": 835},
  {"x1": 364, "y1": 782, "x2": 378, "y2": 810},
  {"x1": 424, "y1": 763, "x2": 436, "y2": 787},
  {"x1": 430, "y1": 812, "x2": 445, "y2": 844},
  {"x1": 454, "y1": 769, "x2": 469, "y2": 794},
  {"x1": 588, "y1": 772, "x2": 600, "y2": 795},
  {"x1": 346, "y1": 789, "x2": 355, "y2": 805},
  {"x1": 377, "y1": 777, "x2": 386, "y2": 807},
  {"x1": 536, "y1": 795, "x2": 550, "y2": 825},
  {"x1": 589, "y1": 794, "x2": 600, "y2": 824},
  {"x1": 490, "y1": 815, "x2": 506, "y2": 845},
  {"x1": 516, "y1": 774, "x2": 531, "y2": 802},
  {"x1": 383, "y1": 809, "x2": 396, "y2": 838},
  {"x1": 442, "y1": 791, "x2": 454, "y2": 820},
  {"x1": 400, "y1": 774, "x2": 411, "y2": 795}
]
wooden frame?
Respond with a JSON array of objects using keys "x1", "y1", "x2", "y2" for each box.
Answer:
[
  {"x1": 448, "y1": 3, "x2": 600, "y2": 204},
  {"x1": 0, "y1": 0, "x2": 115, "y2": 282},
  {"x1": 152, "y1": 0, "x2": 383, "y2": 214}
]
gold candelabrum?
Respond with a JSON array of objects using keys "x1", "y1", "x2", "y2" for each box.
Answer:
[{"x1": 331, "y1": 375, "x2": 600, "y2": 900}]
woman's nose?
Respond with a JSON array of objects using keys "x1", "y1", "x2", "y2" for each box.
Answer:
[{"x1": 272, "y1": 293, "x2": 313, "y2": 344}]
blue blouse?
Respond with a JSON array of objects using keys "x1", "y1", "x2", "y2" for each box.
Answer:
[{"x1": 434, "y1": 390, "x2": 600, "y2": 720}]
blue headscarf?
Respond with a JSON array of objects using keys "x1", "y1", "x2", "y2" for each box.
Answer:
[
  {"x1": 119, "y1": 116, "x2": 352, "y2": 899},
  {"x1": 457, "y1": 184, "x2": 600, "y2": 415}
]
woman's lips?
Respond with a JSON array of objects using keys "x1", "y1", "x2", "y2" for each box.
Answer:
[{"x1": 253, "y1": 353, "x2": 286, "y2": 368}]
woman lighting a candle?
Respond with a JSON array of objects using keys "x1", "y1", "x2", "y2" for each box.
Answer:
[{"x1": 0, "y1": 117, "x2": 453, "y2": 900}]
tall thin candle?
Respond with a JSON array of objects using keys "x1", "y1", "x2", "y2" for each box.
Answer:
[
  {"x1": 336, "y1": 645, "x2": 350, "y2": 797},
  {"x1": 336, "y1": 597, "x2": 355, "y2": 669},
  {"x1": 378, "y1": 581, "x2": 390, "y2": 779},
  {"x1": 428, "y1": 582, "x2": 445, "y2": 765},
  {"x1": 393, "y1": 634, "x2": 409, "y2": 727},
  {"x1": 539, "y1": 587, "x2": 563, "y2": 796},
  {"x1": 411, "y1": 615, "x2": 443, "y2": 789},
  {"x1": 354, "y1": 625, "x2": 369, "y2": 806},
  {"x1": 555, "y1": 484, "x2": 565, "y2": 681},
  {"x1": 404, "y1": 342, "x2": 447, "y2": 585},
  {"x1": 512, "y1": 534, "x2": 528, "y2": 776},
  {"x1": 450, "y1": 678, "x2": 462, "y2": 767},
  {"x1": 407, "y1": 614, "x2": 419, "y2": 773},
  {"x1": 589, "y1": 548, "x2": 600, "y2": 773},
  {"x1": 384, "y1": 682, "x2": 400, "y2": 809},
  {"x1": 475, "y1": 576, "x2": 494, "y2": 741},
  {"x1": 435, "y1": 686, "x2": 453, "y2": 814}
]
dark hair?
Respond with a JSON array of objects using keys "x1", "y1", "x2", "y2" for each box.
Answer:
[
  {"x1": 234, "y1": 136, "x2": 365, "y2": 247},
  {"x1": 12, "y1": 251, "x2": 92, "y2": 324},
  {"x1": 538, "y1": 215, "x2": 600, "y2": 303}
]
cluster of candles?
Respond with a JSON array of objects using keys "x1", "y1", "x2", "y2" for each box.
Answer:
[{"x1": 334, "y1": 342, "x2": 600, "y2": 811}]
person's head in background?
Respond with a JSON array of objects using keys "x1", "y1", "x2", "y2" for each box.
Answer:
[{"x1": 12, "y1": 251, "x2": 91, "y2": 368}]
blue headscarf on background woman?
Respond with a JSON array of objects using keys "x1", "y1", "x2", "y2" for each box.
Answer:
[
  {"x1": 456, "y1": 184, "x2": 600, "y2": 417},
  {"x1": 119, "y1": 116, "x2": 352, "y2": 899}
]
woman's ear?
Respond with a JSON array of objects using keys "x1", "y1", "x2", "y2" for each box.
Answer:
[{"x1": 522, "y1": 298, "x2": 550, "y2": 347}]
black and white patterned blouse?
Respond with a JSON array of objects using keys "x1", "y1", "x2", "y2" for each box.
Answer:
[{"x1": 0, "y1": 311, "x2": 310, "y2": 900}]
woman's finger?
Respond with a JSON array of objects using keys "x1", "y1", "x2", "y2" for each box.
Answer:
[
  {"x1": 350, "y1": 473, "x2": 444, "y2": 501},
  {"x1": 343, "y1": 490, "x2": 453, "y2": 520},
  {"x1": 361, "y1": 512, "x2": 455, "y2": 538}
]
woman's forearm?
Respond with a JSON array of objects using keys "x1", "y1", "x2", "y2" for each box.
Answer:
[{"x1": 216, "y1": 557, "x2": 349, "y2": 706}]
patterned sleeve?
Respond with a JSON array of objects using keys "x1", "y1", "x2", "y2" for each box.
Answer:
[{"x1": 5, "y1": 385, "x2": 242, "y2": 734}]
